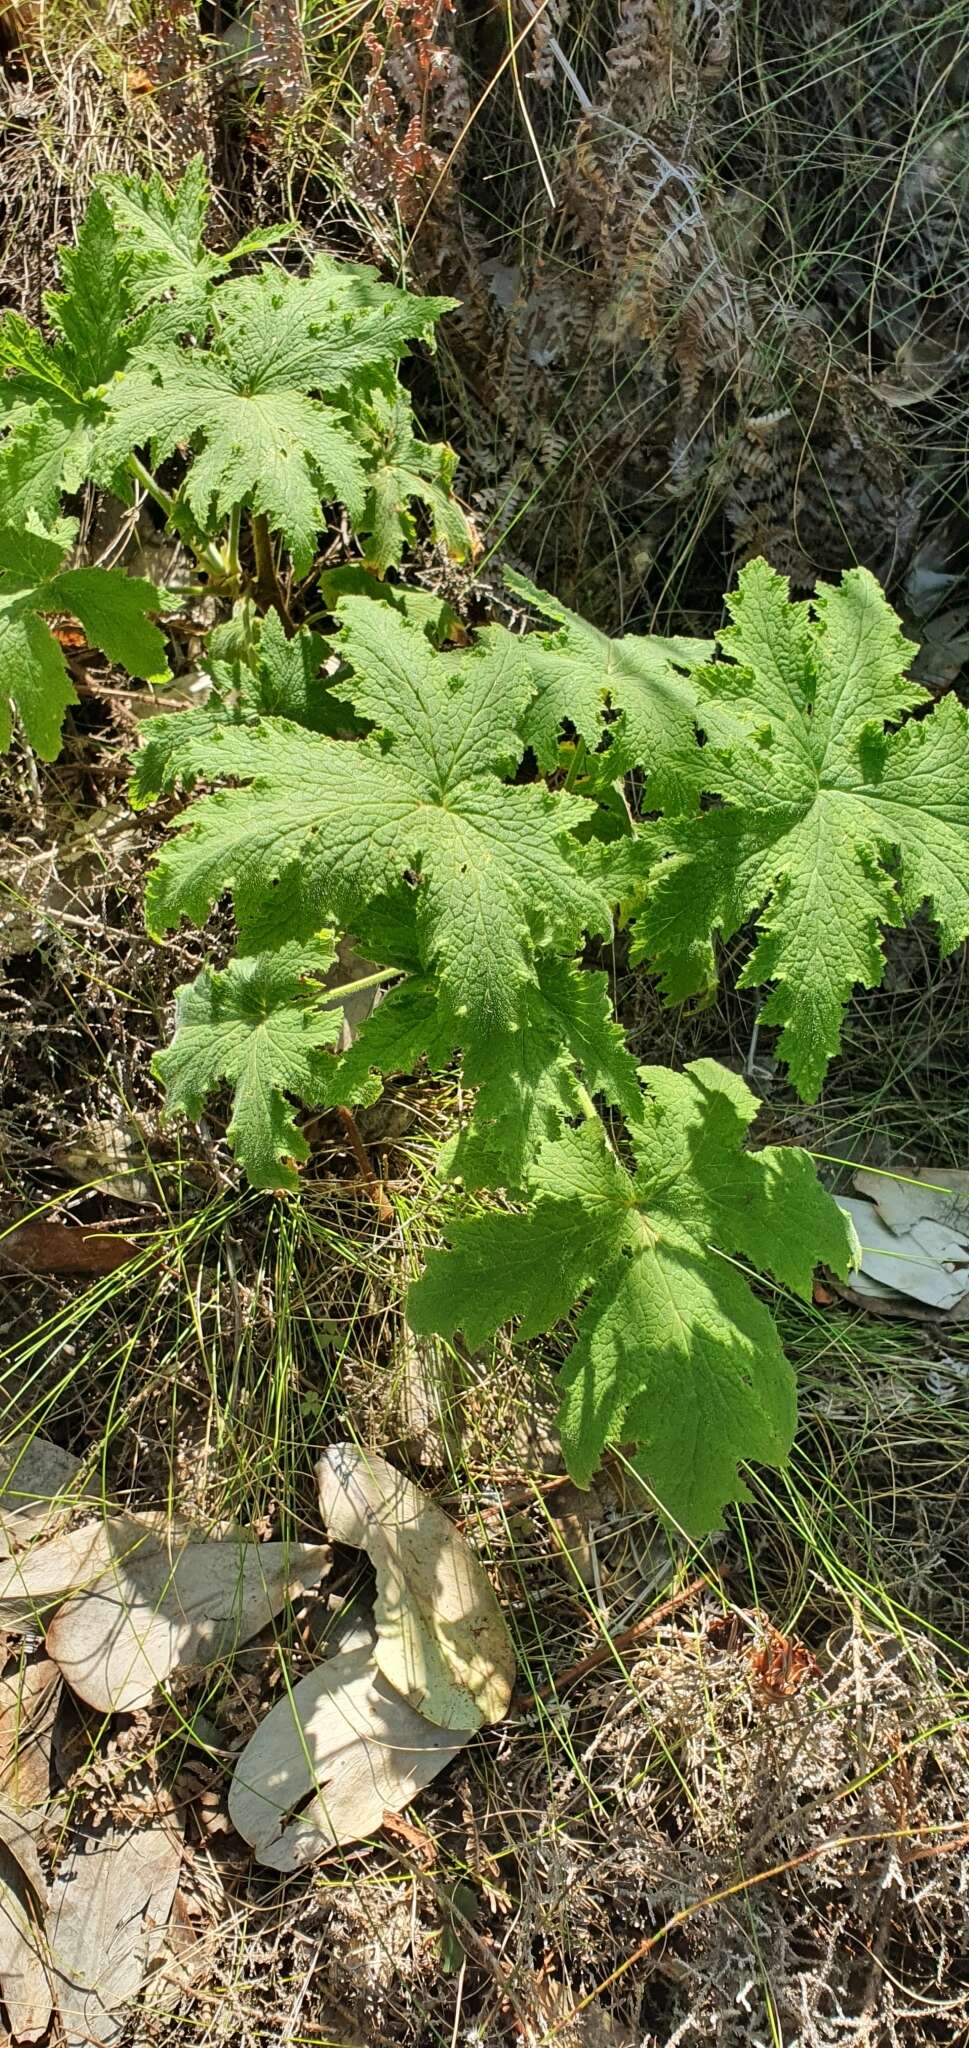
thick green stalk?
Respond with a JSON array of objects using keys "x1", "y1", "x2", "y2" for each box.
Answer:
[
  {"x1": 125, "y1": 454, "x2": 229, "y2": 581},
  {"x1": 319, "y1": 966, "x2": 406, "y2": 1009}
]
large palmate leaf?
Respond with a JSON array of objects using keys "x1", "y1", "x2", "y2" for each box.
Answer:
[
  {"x1": 101, "y1": 156, "x2": 289, "y2": 338},
  {"x1": 506, "y1": 569, "x2": 714, "y2": 811},
  {"x1": 0, "y1": 163, "x2": 282, "y2": 523},
  {"x1": 0, "y1": 524, "x2": 169, "y2": 758},
  {"x1": 633, "y1": 559, "x2": 969, "y2": 1098},
  {"x1": 410, "y1": 1059, "x2": 856, "y2": 1534},
  {"x1": 134, "y1": 602, "x2": 612, "y2": 1034},
  {"x1": 155, "y1": 940, "x2": 341, "y2": 1190},
  {"x1": 103, "y1": 266, "x2": 456, "y2": 572},
  {"x1": 325, "y1": 954, "x2": 641, "y2": 1192}
]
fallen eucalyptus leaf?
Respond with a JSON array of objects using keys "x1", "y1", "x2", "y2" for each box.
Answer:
[
  {"x1": 854, "y1": 1165, "x2": 969, "y2": 1239},
  {"x1": 0, "y1": 1518, "x2": 117, "y2": 1629},
  {"x1": 228, "y1": 1641, "x2": 465, "y2": 1870},
  {"x1": 50, "y1": 1117, "x2": 160, "y2": 1209},
  {"x1": 0, "y1": 1221, "x2": 139, "y2": 1276},
  {"x1": 836, "y1": 1172, "x2": 969, "y2": 1313},
  {"x1": 0, "y1": 1433, "x2": 94, "y2": 1549},
  {"x1": 47, "y1": 1796, "x2": 183, "y2": 2048},
  {"x1": 46, "y1": 1518, "x2": 331, "y2": 1711},
  {"x1": 0, "y1": 1653, "x2": 61, "y2": 1813},
  {"x1": 316, "y1": 1445, "x2": 515, "y2": 1731},
  {"x1": 0, "y1": 1796, "x2": 53, "y2": 2043}
]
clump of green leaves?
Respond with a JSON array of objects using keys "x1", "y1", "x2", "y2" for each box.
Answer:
[
  {"x1": 0, "y1": 521, "x2": 170, "y2": 759},
  {"x1": 23, "y1": 168, "x2": 969, "y2": 1533},
  {"x1": 0, "y1": 158, "x2": 470, "y2": 760}
]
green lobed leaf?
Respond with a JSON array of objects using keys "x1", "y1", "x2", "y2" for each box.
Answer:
[
  {"x1": 0, "y1": 409, "x2": 85, "y2": 525},
  {"x1": 0, "y1": 191, "x2": 141, "y2": 517},
  {"x1": 318, "y1": 565, "x2": 464, "y2": 645},
  {"x1": 103, "y1": 265, "x2": 456, "y2": 573},
  {"x1": 137, "y1": 598, "x2": 612, "y2": 1031},
  {"x1": 103, "y1": 353, "x2": 367, "y2": 578},
  {"x1": 201, "y1": 610, "x2": 351, "y2": 734},
  {"x1": 445, "y1": 958, "x2": 642, "y2": 1191},
  {"x1": 321, "y1": 953, "x2": 640, "y2": 1188},
  {"x1": 155, "y1": 939, "x2": 341, "y2": 1191},
  {"x1": 45, "y1": 190, "x2": 138, "y2": 393},
  {"x1": 505, "y1": 568, "x2": 715, "y2": 811},
  {"x1": 352, "y1": 374, "x2": 472, "y2": 573},
  {"x1": 100, "y1": 157, "x2": 230, "y2": 336},
  {"x1": 409, "y1": 1058, "x2": 857, "y2": 1534},
  {"x1": 0, "y1": 311, "x2": 82, "y2": 418},
  {"x1": 632, "y1": 559, "x2": 969, "y2": 1098},
  {"x1": 321, "y1": 977, "x2": 454, "y2": 1109}
]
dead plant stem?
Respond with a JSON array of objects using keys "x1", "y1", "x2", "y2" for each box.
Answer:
[{"x1": 511, "y1": 1571, "x2": 715, "y2": 1712}]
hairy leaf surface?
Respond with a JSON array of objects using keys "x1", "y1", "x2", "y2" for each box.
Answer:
[
  {"x1": 410, "y1": 1060, "x2": 856, "y2": 1532},
  {"x1": 138, "y1": 602, "x2": 611, "y2": 1032},
  {"x1": 325, "y1": 954, "x2": 640, "y2": 1191},
  {"x1": 101, "y1": 157, "x2": 288, "y2": 337},
  {"x1": 103, "y1": 267, "x2": 455, "y2": 571},
  {"x1": 634, "y1": 560, "x2": 969, "y2": 1097},
  {"x1": 353, "y1": 374, "x2": 472, "y2": 572},
  {"x1": 0, "y1": 193, "x2": 139, "y2": 519},
  {"x1": 155, "y1": 940, "x2": 341, "y2": 1190},
  {"x1": 506, "y1": 570, "x2": 714, "y2": 810}
]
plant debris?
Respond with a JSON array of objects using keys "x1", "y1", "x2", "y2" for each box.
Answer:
[
  {"x1": 836, "y1": 1165, "x2": 969, "y2": 1315},
  {"x1": 316, "y1": 1444, "x2": 516, "y2": 1730},
  {"x1": 47, "y1": 1794, "x2": 183, "y2": 2048},
  {"x1": 0, "y1": 1797, "x2": 52, "y2": 2044},
  {"x1": 229, "y1": 1637, "x2": 466, "y2": 1870},
  {"x1": 43, "y1": 1517, "x2": 330, "y2": 1710}
]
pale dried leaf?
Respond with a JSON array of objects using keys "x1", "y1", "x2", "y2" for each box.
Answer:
[
  {"x1": 0, "y1": 1796, "x2": 53, "y2": 2043},
  {"x1": 47, "y1": 1798, "x2": 183, "y2": 2048},
  {"x1": 393, "y1": 1318, "x2": 459, "y2": 1471},
  {"x1": 0, "y1": 1518, "x2": 117, "y2": 1629},
  {"x1": 854, "y1": 1165, "x2": 969, "y2": 1239},
  {"x1": 0, "y1": 1433, "x2": 94, "y2": 1551},
  {"x1": 50, "y1": 1117, "x2": 160, "y2": 1208},
  {"x1": 836, "y1": 1190, "x2": 969, "y2": 1311},
  {"x1": 316, "y1": 1445, "x2": 515, "y2": 1730},
  {"x1": 0, "y1": 1654, "x2": 61, "y2": 1813},
  {"x1": 228, "y1": 1641, "x2": 465, "y2": 1870},
  {"x1": 46, "y1": 1518, "x2": 330, "y2": 1710}
]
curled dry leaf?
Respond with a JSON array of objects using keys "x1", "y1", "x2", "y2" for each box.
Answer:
[
  {"x1": 836, "y1": 1166, "x2": 969, "y2": 1314},
  {"x1": 45, "y1": 1517, "x2": 330, "y2": 1711},
  {"x1": 316, "y1": 1445, "x2": 515, "y2": 1731},
  {"x1": 0, "y1": 1796, "x2": 53, "y2": 2043},
  {"x1": 47, "y1": 1795, "x2": 183, "y2": 2048},
  {"x1": 228, "y1": 1641, "x2": 465, "y2": 1871}
]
